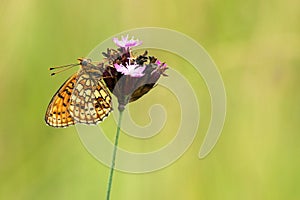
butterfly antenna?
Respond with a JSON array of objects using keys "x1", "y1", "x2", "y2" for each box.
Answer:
[{"x1": 49, "y1": 63, "x2": 79, "y2": 76}]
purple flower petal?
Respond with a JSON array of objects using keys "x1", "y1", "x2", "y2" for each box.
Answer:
[
  {"x1": 113, "y1": 35, "x2": 143, "y2": 48},
  {"x1": 156, "y1": 60, "x2": 167, "y2": 68},
  {"x1": 130, "y1": 65, "x2": 146, "y2": 77},
  {"x1": 114, "y1": 62, "x2": 146, "y2": 77},
  {"x1": 114, "y1": 63, "x2": 128, "y2": 74}
]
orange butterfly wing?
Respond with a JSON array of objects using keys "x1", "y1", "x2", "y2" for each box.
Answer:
[
  {"x1": 45, "y1": 73, "x2": 77, "y2": 128},
  {"x1": 68, "y1": 74, "x2": 112, "y2": 125},
  {"x1": 45, "y1": 72, "x2": 113, "y2": 128}
]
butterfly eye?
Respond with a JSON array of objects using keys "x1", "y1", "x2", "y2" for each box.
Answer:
[{"x1": 81, "y1": 60, "x2": 88, "y2": 66}]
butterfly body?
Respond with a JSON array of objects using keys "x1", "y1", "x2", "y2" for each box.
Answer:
[{"x1": 45, "y1": 58, "x2": 112, "y2": 128}]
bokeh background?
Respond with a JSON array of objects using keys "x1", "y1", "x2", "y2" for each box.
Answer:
[{"x1": 0, "y1": 0, "x2": 299, "y2": 199}]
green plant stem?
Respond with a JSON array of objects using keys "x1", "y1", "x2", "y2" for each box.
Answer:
[{"x1": 106, "y1": 109, "x2": 124, "y2": 200}]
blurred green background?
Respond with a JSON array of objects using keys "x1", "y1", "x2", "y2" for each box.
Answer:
[{"x1": 0, "y1": 0, "x2": 299, "y2": 199}]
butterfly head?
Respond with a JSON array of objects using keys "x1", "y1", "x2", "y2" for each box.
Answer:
[{"x1": 78, "y1": 58, "x2": 92, "y2": 67}]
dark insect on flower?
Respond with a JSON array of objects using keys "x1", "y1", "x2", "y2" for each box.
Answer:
[{"x1": 100, "y1": 35, "x2": 168, "y2": 111}]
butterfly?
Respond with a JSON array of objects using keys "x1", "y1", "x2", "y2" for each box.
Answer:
[{"x1": 45, "y1": 58, "x2": 112, "y2": 128}]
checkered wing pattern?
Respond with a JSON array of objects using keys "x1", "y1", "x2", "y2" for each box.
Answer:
[{"x1": 45, "y1": 72, "x2": 112, "y2": 128}]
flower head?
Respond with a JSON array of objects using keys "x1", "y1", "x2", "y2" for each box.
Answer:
[
  {"x1": 101, "y1": 37, "x2": 168, "y2": 111},
  {"x1": 113, "y1": 35, "x2": 142, "y2": 48}
]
